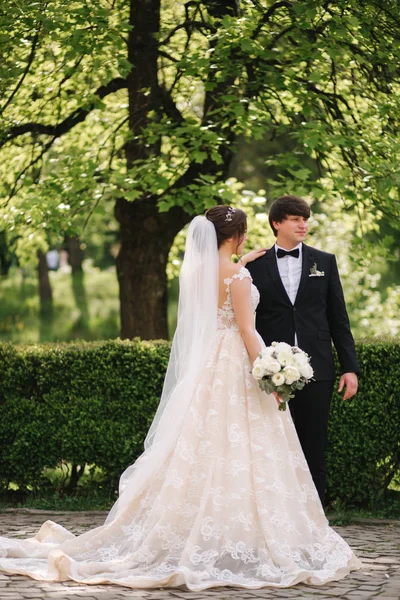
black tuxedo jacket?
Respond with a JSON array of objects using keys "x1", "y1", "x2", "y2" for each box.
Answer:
[{"x1": 246, "y1": 244, "x2": 360, "y2": 381}]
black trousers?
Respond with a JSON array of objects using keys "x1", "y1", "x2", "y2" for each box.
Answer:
[{"x1": 289, "y1": 380, "x2": 335, "y2": 506}]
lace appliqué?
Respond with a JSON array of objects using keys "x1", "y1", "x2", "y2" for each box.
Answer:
[{"x1": 217, "y1": 267, "x2": 260, "y2": 331}]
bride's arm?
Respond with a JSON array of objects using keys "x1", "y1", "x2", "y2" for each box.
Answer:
[{"x1": 230, "y1": 277, "x2": 262, "y2": 363}]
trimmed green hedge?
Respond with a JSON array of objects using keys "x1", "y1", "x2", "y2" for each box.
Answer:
[
  {"x1": 0, "y1": 340, "x2": 170, "y2": 491},
  {"x1": 327, "y1": 339, "x2": 400, "y2": 505},
  {"x1": 0, "y1": 339, "x2": 399, "y2": 505}
]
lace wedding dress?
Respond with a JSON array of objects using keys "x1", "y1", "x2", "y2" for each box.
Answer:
[{"x1": 0, "y1": 267, "x2": 361, "y2": 590}]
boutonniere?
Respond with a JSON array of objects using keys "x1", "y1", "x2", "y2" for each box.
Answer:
[{"x1": 309, "y1": 262, "x2": 325, "y2": 277}]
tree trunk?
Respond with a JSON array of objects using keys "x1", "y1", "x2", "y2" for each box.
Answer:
[
  {"x1": 115, "y1": 198, "x2": 189, "y2": 340},
  {"x1": 115, "y1": 0, "x2": 239, "y2": 340},
  {"x1": 64, "y1": 463, "x2": 86, "y2": 494},
  {"x1": 125, "y1": 0, "x2": 160, "y2": 168},
  {"x1": 65, "y1": 235, "x2": 84, "y2": 274},
  {"x1": 37, "y1": 250, "x2": 53, "y2": 312},
  {"x1": 37, "y1": 249, "x2": 54, "y2": 340},
  {"x1": 65, "y1": 235, "x2": 89, "y2": 332},
  {"x1": 117, "y1": 0, "x2": 172, "y2": 340},
  {"x1": 0, "y1": 231, "x2": 11, "y2": 276}
]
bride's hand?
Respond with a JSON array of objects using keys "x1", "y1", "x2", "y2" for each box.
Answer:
[
  {"x1": 239, "y1": 248, "x2": 267, "y2": 266},
  {"x1": 272, "y1": 391, "x2": 282, "y2": 407}
]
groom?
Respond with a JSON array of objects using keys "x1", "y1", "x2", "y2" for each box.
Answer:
[{"x1": 245, "y1": 195, "x2": 360, "y2": 506}]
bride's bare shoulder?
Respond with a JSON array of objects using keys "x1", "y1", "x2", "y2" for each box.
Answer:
[{"x1": 219, "y1": 262, "x2": 244, "y2": 281}]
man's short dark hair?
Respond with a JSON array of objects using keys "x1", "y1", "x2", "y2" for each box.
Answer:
[{"x1": 269, "y1": 195, "x2": 311, "y2": 237}]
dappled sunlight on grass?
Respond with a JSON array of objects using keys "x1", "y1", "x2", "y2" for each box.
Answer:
[{"x1": 0, "y1": 264, "x2": 120, "y2": 343}]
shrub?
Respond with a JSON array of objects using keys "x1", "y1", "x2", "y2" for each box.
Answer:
[
  {"x1": 327, "y1": 338, "x2": 400, "y2": 505},
  {"x1": 0, "y1": 340, "x2": 169, "y2": 491},
  {"x1": 0, "y1": 338, "x2": 398, "y2": 506}
]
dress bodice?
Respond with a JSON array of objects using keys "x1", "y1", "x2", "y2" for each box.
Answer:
[{"x1": 217, "y1": 266, "x2": 260, "y2": 331}]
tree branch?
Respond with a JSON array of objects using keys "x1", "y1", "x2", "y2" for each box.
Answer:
[
  {"x1": 252, "y1": 1, "x2": 292, "y2": 39},
  {"x1": 1, "y1": 77, "x2": 128, "y2": 148},
  {"x1": 95, "y1": 115, "x2": 129, "y2": 166},
  {"x1": 264, "y1": 24, "x2": 295, "y2": 48},
  {"x1": 4, "y1": 136, "x2": 57, "y2": 206},
  {"x1": 0, "y1": 24, "x2": 42, "y2": 116},
  {"x1": 158, "y1": 85, "x2": 185, "y2": 123},
  {"x1": 295, "y1": 77, "x2": 356, "y2": 120},
  {"x1": 158, "y1": 20, "x2": 215, "y2": 46},
  {"x1": 158, "y1": 49, "x2": 179, "y2": 63}
]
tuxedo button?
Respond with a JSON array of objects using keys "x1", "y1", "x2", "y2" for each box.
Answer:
[{"x1": 293, "y1": 307, "x2": 297, "y2": 312}]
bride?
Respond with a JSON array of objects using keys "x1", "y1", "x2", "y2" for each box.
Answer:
[{"x1": 0, "y1": 206, "x2": 361, "y2": 590}]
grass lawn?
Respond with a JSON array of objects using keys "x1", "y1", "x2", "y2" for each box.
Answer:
[
  {"x1": 0, "y1": 264, "x2": 179, "y2": 343},
  {"x1": 0, "y1": 264, "x2": 120, "y2": 343}
]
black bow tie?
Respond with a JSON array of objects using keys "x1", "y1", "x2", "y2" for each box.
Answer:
[{"x1": 276, "y1": 248, "x2": 300, "y2": 259}]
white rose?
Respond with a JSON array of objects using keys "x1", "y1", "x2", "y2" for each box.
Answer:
[
  {"x1": 261, "y1": 357, "x2": 281, "y2": 375},
  {"x1": 293, "y1": 354, "x2": 308, "y2": 370},
  {"x1": 298, "y1": 362, "x2": 313, "y2": 380},
  {"x1": 273, "y1": 342, "x2": 292, "y2": 354},
  {"x1": 283, "y1": 366, "x2": 301, "y2": 385},
  {"x1": 292, "y1": 353, "x2": 312, "y2": 376},
  {"x1": 276, "y1": 350, "x2": 294, "y2": 367},
  {"x1": 261, "y1": 346, "x2": 275, "y2": 356},
  {"x1": 252, "y1": 364, "x2": 264, "y2": 380},
  {"x1": 271, "y1": 372, "x2": 285, "y2": 387}
]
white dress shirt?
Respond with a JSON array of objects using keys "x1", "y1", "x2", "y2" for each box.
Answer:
[{"x1": 275, "y1": 242, "x2": 303, "y2": 344}]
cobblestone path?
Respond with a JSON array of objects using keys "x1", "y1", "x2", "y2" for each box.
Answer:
[{"x1": 0, "y1": 510, "x2": 398, "y2": 600}]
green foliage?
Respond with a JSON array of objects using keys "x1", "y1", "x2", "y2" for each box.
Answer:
[
  {"x1": 1, "y1": 0, "x2": 400, "y2": 265},
  {"x1": 0, "y1": 264, "x2": 119, "y2": 343},
  {"x1": 307, "y1": 194, "x2": 400, "y2": 338},
  {"x1": 2, "y1": 0, "x2": 400, "y2": 341},
  {"x1": 0, "y1": 338, "x2": 398, "y2": 508},
  {"x1": 327, "y1": 490, "x2": 400, "y2": 524},
  {"x1": 0, "y1": 339, "x2": 170, "y2": 491},
  {"x1": 327, "y1": 339, "x2": 400, "y2": 505},
  {"x1": 19, "y1": 490, "x2": 115, "y2": 512}
]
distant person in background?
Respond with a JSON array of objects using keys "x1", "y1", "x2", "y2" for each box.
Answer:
[{"x1": 46, "y1": 249, "x2": 59, "y2": 271}]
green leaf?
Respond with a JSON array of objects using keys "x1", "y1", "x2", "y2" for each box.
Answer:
[
  {"x1": 287, "y1": 168, "x2": 311, "y2": 181},
  {"x1": 192, "y1": 150, "x2": 208, "y2": 164}
]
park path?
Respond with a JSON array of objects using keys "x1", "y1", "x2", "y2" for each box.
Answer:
[{"x1": 0, "y1": 510, "x2": 399, "y2": 600}]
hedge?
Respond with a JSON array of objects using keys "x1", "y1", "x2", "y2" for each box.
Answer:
[
  {"x1": 0, "y1": 339, "x2": 399, "y2": 505},
  {"x1": 0, "y1": 340, "x2": 170, "y2": 491},
  {"x1": 327, "y1": 339, "x2": 400, "y2": 505}
]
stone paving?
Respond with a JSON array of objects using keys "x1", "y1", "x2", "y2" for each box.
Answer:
[{"x1": 0, "y1": 510, "x2": 398, "y2": 600}]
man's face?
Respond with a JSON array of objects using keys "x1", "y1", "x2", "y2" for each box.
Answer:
[{"x1": 273, "y1": 215, "x2": 309, "y2": 245}]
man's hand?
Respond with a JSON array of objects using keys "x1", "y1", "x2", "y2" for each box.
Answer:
[{"x1": 338, "y1": 372, "x2": 358, "y2": 400}]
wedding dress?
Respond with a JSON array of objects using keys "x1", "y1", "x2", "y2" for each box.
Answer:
[{"x1": 0, "y1": 220, "x2": 361, "y2": 590}]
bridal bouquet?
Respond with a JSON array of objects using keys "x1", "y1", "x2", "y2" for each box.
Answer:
[{"x1": 252, "y1": 342, "x2": 314, "y2": 411}]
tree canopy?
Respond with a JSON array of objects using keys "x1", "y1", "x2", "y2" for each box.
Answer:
[{"x1": 1, "y1": 0, "x2": 400, "y2": 338}]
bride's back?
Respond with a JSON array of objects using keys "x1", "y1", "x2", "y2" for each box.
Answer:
[{"x1": 218, "y1": 263, "x2": 242, "y2": 309}]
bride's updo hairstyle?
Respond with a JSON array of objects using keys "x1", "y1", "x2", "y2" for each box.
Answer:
[{"x1": 205, "y1": 205, "x2": 247, "y2": 252}]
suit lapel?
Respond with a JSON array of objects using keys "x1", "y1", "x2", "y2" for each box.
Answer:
[
  {"x1": 264, "y1": 247, "x2": 292, "y2": 305},
  {"x1": 294, "y1": 243, "x2": 315, "y2": 305}
]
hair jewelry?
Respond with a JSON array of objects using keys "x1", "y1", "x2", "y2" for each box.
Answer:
[{"x1": 225, "y1": 206, "x2": 236, "y2": 222}]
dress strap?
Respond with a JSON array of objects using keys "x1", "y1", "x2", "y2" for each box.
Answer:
[{"x1": 223, "y1": 266, "x2": 252, "y2": 293}]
